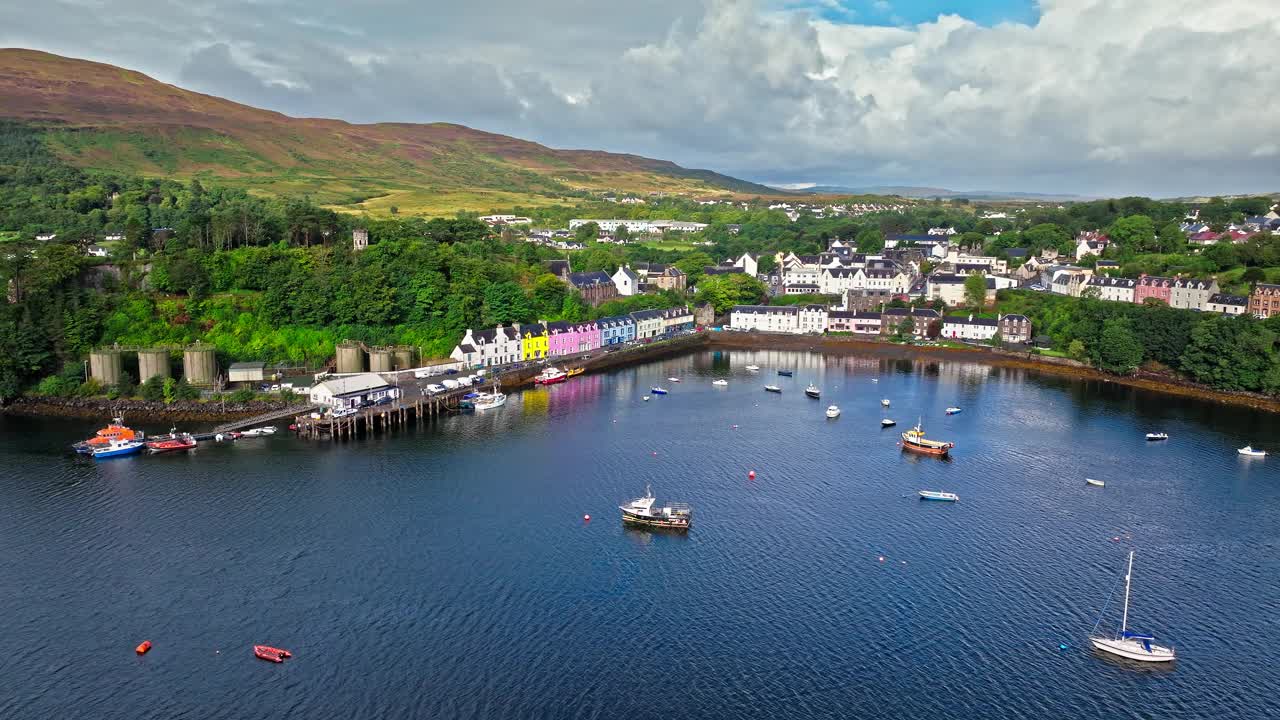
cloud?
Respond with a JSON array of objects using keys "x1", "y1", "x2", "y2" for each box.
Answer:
[{"x1": 1, "y1": 0, "x2": 1277, "y2": 196}]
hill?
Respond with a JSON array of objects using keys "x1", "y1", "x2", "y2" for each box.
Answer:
[
  {"x1": 0, "y1": 49, "x2": 778, "y2": 215},
  {"x1": 800, "y1": 185, "x2": 1091, "y2": 202}
]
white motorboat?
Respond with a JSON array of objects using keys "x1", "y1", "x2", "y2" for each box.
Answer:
[
  {"x1": 881, "y1": 419, "x2": 896, "y2": 427},
  {"x1": 1089, "y1": 551, "x2": 1176, "y2": 663},
  {"x1": 642, "y1": 395, "x2": 650, "y2": 401},
  {"x1": 1238, "y1": 445, "x2": 1267, "y2": 457},
  {"x1": 472, "y1": 392, "x2": 507, "y2": 410},
  {"x1": 240, "y1": 426, "x2": 277, "y2": 437},
  {"x1": 764, "y1": 385, "x2": 782, "y2": 393},
  {"x1": 651, "y1": 386, "x2": 669, "y2": 395},
  {"x1": 1086, "y1": 478, "x2": 1105, "y2": 487},
  {"x1": 668, "y1": 377, "x2": 681, "y2": 383},
  {"x1": 1146, "y1": 432, "x2": 1168, "y2": 441},
  {"x1": 945, "y1": 407, "x2": 962, "y2": 415},
  {"x1": 805, "y1": 384, "x2": 821, "y2": 399},
  {"x1": 745, "y1": 365, "x2": 761, "y2": 372},
  {"x1": 881, "y1": 399, "x2": 891, "y2": 407},
  {"x1": 825, "y1": 405, "x2": 841, "y2": 418},
  {"x1": 712, "y1": 379, "x2": 728, "y2": 387},
  {"x1": 918, "y1": 490, "x2": 958, "y2": 502}
]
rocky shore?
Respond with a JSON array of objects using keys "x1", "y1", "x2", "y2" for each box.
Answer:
[{"x1": 0, "y1": 395, "x2": 296, "y2": 422}]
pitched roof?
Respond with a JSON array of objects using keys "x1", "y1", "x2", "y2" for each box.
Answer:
[
  {"x1": 568, "y1": 271, "x2": 614, "y2": 288},
  {"x1": 316, "y1": 373, "x2": 391, "y2": 396},
  {"x1": 944, "y1": 315, "x2": 998, "y2": 326},
  {"x1": 1208, "y1": 293, "x2": 1247, "y2": 306}
]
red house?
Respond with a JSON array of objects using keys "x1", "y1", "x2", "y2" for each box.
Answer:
[{"x1": 1134, "y1": 275, "x2": 1173, "y2": 305}]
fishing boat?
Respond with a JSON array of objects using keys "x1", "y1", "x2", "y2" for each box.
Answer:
[
  {"x1": 900, "y1": 420, "x2": 955, "y2": 456},
  {"x1": 945, "y1": 407, "x2": 962, "y2": 415},
  {"x1": 825, "y1": 405, "x2": 841, "y2": 419},
  {"x1": 745, "y1": 365, "x2": 760, "y2": 372},
  {"x1": 881, "y1": 399, "x2": 891, "y2": 407},
  {"x1": 1238, "y1": 445, "x2": 1267, "y2": 457},
  {"x1": 73, "y1": 417, "x2": 143, "y2": 454},
  {"x1": 1145, "y1": 432, "x2": 1168, "y2": 441},
  {"x1": 805, "y1": 384, "x2": 821, "y2": 399},
  {"x1": 146, "y1": 434, "x2": 197, "y2": 454},
  {"x1": 1089, "y1": 551, "x2": 1176, "y2": 663},
  {"x1": 918, "y1": 490, "x2": 958, "y2": 501},
  {"x1": 668, "y1": 377, "x2": 681, "y2": 383},
  {"x1": 712, "y1": 379, "x2": 728, "y2": 387},
  {"x1": 619, "y1": 485, "x2": 691, "y2": 531},
  {"x1": 240, "y1": 426, "x2": 277, "y2": 437},
  {"x1": 777, "y1": 370, "x2": 793, "y2": 377},
  {"x1": 565, "y1": 367, "x2": 584, "y2": 378},
  {"x1": 764, "y1": 385, "x2": 782, "y2": 393},
  {"x1": 472, "y1": 392, "x2": 507, "y2": 410},
  {"x1": 92, "y1": 438, "x2": 144, "y2": 460},
  {"x1": 534, "y1": 367, "x2": 567, "y2": 385},
  {"x1": 253, "y1": 645, "x2": 293, "y2": 663},
  {"x1": 650, "y1": 386, "x2": 669, "y2": 395},
  {"x1": 881, "y1": 419, "x2": 896, "y2": 427},
  {"x1": 1086, "y1": 478, "x2": 1106, "y2": 487}
]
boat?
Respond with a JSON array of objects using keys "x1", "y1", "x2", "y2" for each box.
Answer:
[
  {"x1": 805, "y1": 384, "x2": 821, "y2": 399},
  {"x1": 135, "y1": 640, "x2": 152, "y2": 654},
  {"x1": 240, "y1": 426, "x2": 277, "y2": 437},
  {"x1": 777, "y1": 370, "x2": 793, "y2": 377},
  {"x1": 472, "y1": 392, "x2": 507, "y2": 410},
  {"x1": 825, "y1": 405, "x2": 841, "y2": 418},
  {"x1": 642, "y1": 395, "x2": 650, "y2": 401},
  {"x1": 881, "y1": 399, "x2": 891, "y2": 407},
  {"x1": 919, "y1": 490, "x2": 959, "y2": 501},
  {"x1": 1089, "y1": 551, "x2": 1176, "y2": 663},
  {"x1": 668, "y1": 377, "x2": 681, "y2": 383},
  {"x1": 745, "y1": 365, "x2": 760, "y2": 372},
  {"x1": 1238, "y1": 445, "x2": 1266, "y2": 457},
  {"x1": 619, "y1": 485, "x2": 691, "y2": 531},
  {"x1": 945, "y1": 407, "x2": 962, "y2": 415},
  {"x1": 92, "y1": 438, "x2": 144, "y2": 459},
  {"x1": 146, "y1": 434, "x2": 197, "y2": 454},
  {"x1": 764, "y1": 385, "x2": 782, "y2": 393},
  {"x1": 900, "y1": 420, "x2": 955, "y2": 456},
  {"x1": 534, "y1": 367, "x2": 567, "y2": 385},
  {"x1": 1145, "y1": 432, "x2": 1168, "y2": 441},
  {"x1": 881, "y1": 419, "x2": 896, "y2": 427},
  {"x1": 73, "y1": 417, "x2": 143, "y2": 454},
  {"x1": 565, "y1": 367, "x2": 584, "y2": 378},
  {"x1": 650, "y1": 386, "x2": 669, "y2": 395},
  {"x1": 712, "y1": 379, "x2": 728, "y2": 387},
  {"x1": 253, "y1": 645, "x2": 293, "y2": 663},
  {"x1": 1086, "y1": 478, "x2": 1106, "y2": 487}
]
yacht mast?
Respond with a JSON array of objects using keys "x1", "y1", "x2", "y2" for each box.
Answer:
[{"x1": 1121, "y1": 551, "x2": 1134, "y2": 636}]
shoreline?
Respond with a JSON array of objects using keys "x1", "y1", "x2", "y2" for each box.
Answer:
[{"x1": 703, "y1": 333, "x2": 1280, "y2": 414}]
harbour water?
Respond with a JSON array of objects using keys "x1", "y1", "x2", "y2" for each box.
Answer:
[{"x1": 2, "y1": 350, "x2": 1279, "y2": 719}]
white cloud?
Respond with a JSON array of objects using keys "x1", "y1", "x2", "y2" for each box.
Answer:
[{"x1": 1, "y1": 0, "x2": 1277, "y2": 195}]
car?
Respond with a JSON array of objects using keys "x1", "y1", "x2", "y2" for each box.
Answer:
[
  {"x1": 426, "y1": 383, "x2": 445, "y2": 394},
  {"x1": 332, "y1": 407, "x2": 357, "y2": 418},
  {"x1": 445, "y1": 369, "x2": 459, "y2": 375},
  {"x1": 373, "y1": 396, "x2": 393, "y2": 406},
  {"x1": 414, "y1": 369, "x2": 431, "y2": 379}
]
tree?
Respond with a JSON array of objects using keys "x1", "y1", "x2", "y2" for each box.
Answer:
[
  {"x1": 1242, "y1": 267, "x2": 1266, "y2": 283},
  {"x1": 854, "y1": 227, "x2": 885, "y2": 253},
  {"x1": 532, "y1": 274, "x2": 567, "y2": 317},
  {"x1": 162, "y1": 376, "x2": 176, "y2": 404},
  {"x1": 574, "y1": 222, "x2": 600, "y2": 243},
  {"x1": 140, "y1": 375, "x2": 166, "y2": 402},
  {"x1": 230, "y1": 386, "x2": 257, "y2": 403},
  {"x1": 963, "y1": 274, "x2": 987, "y2": 308},
  {"x1": 1095, "y1": 318, "x2": 1143, "y2": 374},
  {"x1": 694, "y1": 273, "x2": 767, "y2": 314},
  {"x1": 1108, "y1": 215, "x2": 1156, "y2": 254},
  {"x1": 1067, "y1": 339, "x2": 1088, "y2": 362},
  {"x1": 482, "y1": 281, "x2": 533, "y2": 326},
  {"x1": 894, "y1": 317, "x2": 914, "y2": 341},
  {"x1": 1181, "y1": 315, "x2": 1277, "y2": 391},
  {"x1": 987, "y1": 331, "x2": 1003, "y2": 348},
  {"x1": 614, "y1": 224, "x2": 630, "y2": 243}
]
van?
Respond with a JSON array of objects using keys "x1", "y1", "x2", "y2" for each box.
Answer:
[
  {"x1": 457, "y1": 376, "x2": 473, "y2": 387},
  {"x1": 426, "y1": 384, "x2": 445, "y2": 395},
  {"x1": 414, "y1": 369, "x2": 431, "y2": 379},
  {"x1": 442, "y1": 379, "x2": 460, "y2": 390}
]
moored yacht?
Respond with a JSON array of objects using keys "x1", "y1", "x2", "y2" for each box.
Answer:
[
  {"x1": 805, "y1": 384, "x2": 821, "y2": 399},
  {"x1": 900, "y1": 420, "x2": 954, "y2": 456},
  {"x1": 619, "y1": 485, "x2": 691, "y2": 530},
  {"x1": 825, "y1": 405, "x2": 841, "y2": 419},
  {"x1": 1089, "y1": 551, "x2": 1176, "y2": 663}
]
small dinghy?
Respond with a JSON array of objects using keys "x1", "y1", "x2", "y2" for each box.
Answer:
[
  {"x1": 1238, "y1": 445, "x2": 1267, "y2": 457},
  {"x1": 745, "y1": 365, "x2": 760, "y2": 372},
  {"x1": 712, "y1": 379, "x2": 728, "y2": 386},
  {"x1": 642, "y1": 395, "x2": 651, "y2": 401},
  {"x1": 881, "y1": 399, "x2": 891, "y2": 407},
  {"x1": 881, "y1": 419, "x2": 896, "y2": 427},
  {"x1": 650, "y1": 387, "x2": 669, "y2": 395},
  {"x1": 240, "y1": 426, "x2": 277, "y2": 437},
  {"x1": 1086, "y1": 478, "x2": 1106, "y2": 487},
  {"x1": 919, "y1": 490, "x2": 959, "y2": 502},
  {"x1": 253, "y1": 645, "x2": 293, "y2": 663},
  {"x1": 825, "y1": 405, "x2": 841, "y2": 419},
  {"x1": 764, "y1": 385, "x2": 782, "y2": 393},
  {"x1": 668, "y1": 377, "x2": 681, "y2": 383},
  {"x1": 945, "y1": 407, "x2": 962, "y2": 415},
  {"x1": 777, "y1": 370, "x2": 793, "y2": 377},
  {"x1": 1145, "y1": 432, "x2": 1168, "y2": 441}
]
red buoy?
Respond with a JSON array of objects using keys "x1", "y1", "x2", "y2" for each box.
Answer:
[
  {"x1": 748, "y1": 470, "x2": 756, "y2": 479},
  {"x1": 135, "y1": 640, "x2": 152, "y2": 655},
  {"x1": 583, "y1": 514, "x2": 591, "y2": 522}
]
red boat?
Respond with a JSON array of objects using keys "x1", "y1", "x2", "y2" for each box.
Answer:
[
  {"x1": 253, "y1": 645, "x2": 293, "y2": 662},
  {"x1": 146, "y1": 434, "x2": 197, "y2": 453},
  {"x1": 534, "y1": 367, "x2": 567, "y2": 385}
]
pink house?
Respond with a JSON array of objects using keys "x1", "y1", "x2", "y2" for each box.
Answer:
[
  {"x1": 1134, "y1": 275, "x2": 1173, "y2": 305},
  {"x1": 574, "y1": 321, "x2": 601, "y2": 353},
  {"x1": 546, "y1": 320, "x2": 579, "y2": 357}
]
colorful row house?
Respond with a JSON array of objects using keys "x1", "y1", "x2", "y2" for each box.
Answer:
[{"x1": 453, "y1": 306, "x2": 694, "y2": 368}]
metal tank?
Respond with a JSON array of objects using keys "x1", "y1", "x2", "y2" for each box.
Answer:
[
  {"x1": 392, "y1": 346, "x2": 416, "y2": 370},
  {"x1": 336, "y1": 342, "x2": 364, "y2": 374},
  {"x1": 137, "y1": 349, "x2": 171, "y2": 383},
  {"x1": 88, "y1": 349, "x2": 123, "y2": 386},
  {"x1": 367, "y1": 348, "x2": 393, "y2": 373},
  {"x1": 182, "y1": 344, "x2": 218, "y2": 385}
]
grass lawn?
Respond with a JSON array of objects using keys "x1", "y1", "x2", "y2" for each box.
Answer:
[
  {"x1": 327, "y1": 188, "x2": 575, "y2": 218},
  {"x1": 1034, "y1": 348, "x2": 1069, "y2": 358},
  {"x1": 635, "y1": 238, "x2": 701, "y2": 251}
]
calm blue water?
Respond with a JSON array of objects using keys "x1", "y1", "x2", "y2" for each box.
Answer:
[{"x1": 2, "y1": 350, "x2": 1279, "y2": 720}]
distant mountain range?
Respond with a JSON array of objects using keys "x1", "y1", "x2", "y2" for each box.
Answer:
[
  {"x1": 0, "y1": 49, "x2": 779, "y2": 215},
  {"x1": 797, "y1": 185, "x2": 1092, "y2": 202}
]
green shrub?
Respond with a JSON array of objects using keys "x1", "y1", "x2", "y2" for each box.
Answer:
[{"x1": 230, "y1": 386, "x2": 256, "y2": 403}]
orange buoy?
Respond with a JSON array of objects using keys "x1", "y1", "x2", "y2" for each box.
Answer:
[
  {"x1": 136, "y1": 640, "x2": 152, "y2": 655},
  {"x1": 748, "y1": 470, "x2": 756, "y2": 479}
]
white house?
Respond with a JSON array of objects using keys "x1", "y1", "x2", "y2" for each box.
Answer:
[
  {"x1": 730, "y1": 305, "x2": 799, "y2": 333},
  {"x1": 730, "y1": 253, "x2": 759, "y2": 276},
  {"x1": 927, "y1": 274, "x2": 969, "y2": 306},
  {"x1": 630, "y1": 309, "x2": 667, "y2": 339},
  {"x1": 612, "y1": 265, "x2": 639, "y2": 296},
  {"x1": 797, "y1": 305, "x2": 828, "y2": 334},
  {"x1": 1169, "y1": 277, "x2": 1218, "y2": 310},
  {"x1": 310, "y1": 373, "x2": 400, "y2": 410},
  {"x1": 85, "y1": 245, "x2": 110, "y2": 258},
  {"x1": 1205, "y1": 293, "x2": 1248, "y2": 315},
  {"x1": 450, "y1": 325, "x2": 524, "y2": 368},
  {"x1": 1083, "y1": 276, "x2": 1137, "y2": 303},
  {"x1": 942, "y1": 315, "x2": 1000, "y2": 341}
]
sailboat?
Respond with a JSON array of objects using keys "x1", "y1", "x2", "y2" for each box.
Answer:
[{"x1": 1089, "y1": 551, "x2": 1176, "y2": 663}]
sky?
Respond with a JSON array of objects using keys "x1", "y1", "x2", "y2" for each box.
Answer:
[{"x1": 1, "y1": 0, "x2": 1277, "y2": 197}]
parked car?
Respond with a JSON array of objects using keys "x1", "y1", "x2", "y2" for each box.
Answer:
[
  {"x1": 442, "y1": 379, "x2": 460, "y2": 390},
  {"x1": 373, "y1": 395, "x2": 393, "y2": 406},
  {"x1": 426, "y1": 384, "x2": 445, "y2": 395},
  {"x1": 332, "y1": 407, "x2": 357, "y2": 418},
  {"x1": 414, "y1": 369, "x2": 431, "y2": 379},
  {"x1": 445, "y1": 369, "x2": 459, "y2": 375}
]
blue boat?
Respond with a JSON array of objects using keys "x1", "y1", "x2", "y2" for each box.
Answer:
[
  {"x1": 92, "y1": 439, "x2": 144, "y2": 460},
  {"x1": 777, "y1": 370, "x2": 793, "y2": 377},
  {"x1": 650, "y1": 387, "x2": 669, "y2": 395}
]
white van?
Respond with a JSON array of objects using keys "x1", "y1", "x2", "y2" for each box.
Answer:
[
  {"x1": 442, "y1": 379, "x2": 460, "y2": 390},
  {"x1": 457, "y1": 376, "x2": 473, "y2": 387},
  {"x1": 414, "y1": 369, "x2": 431, "y2": 379},
  {"x1": 426, "y1": 383, "x2": 445, "y2": 395}
]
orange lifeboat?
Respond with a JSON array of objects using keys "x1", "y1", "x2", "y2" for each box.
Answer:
[
  {"x1": 74, "y1": 417, "x2": 141, "y2": 454},
  {"x1": 135, "y1": 640, "x2": 152, "y2": 654},
  {"x1": 253, "y1": 645, "x2": 292, "y2": 662}
]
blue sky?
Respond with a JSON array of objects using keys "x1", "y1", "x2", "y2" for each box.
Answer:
[{"x1": 796, "y1": 0, "x2": 1041, "y2": 27}]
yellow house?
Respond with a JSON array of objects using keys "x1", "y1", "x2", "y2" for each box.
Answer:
[{"x1": 522, "y1": 323, "x2": 548, "y2": 360}]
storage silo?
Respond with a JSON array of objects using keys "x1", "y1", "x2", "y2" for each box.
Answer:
[
  {"x1": 336, "y1": 342, "x2": 364, "y2": 374},
  {"x1": 88, "y1": 348, "x2": 123, "y2": 386},
  {"x1": 137, "y1": 349, "x2": 171, "y2": 383},
  {"x1": 182, "y1": 344, "x2": 218, "y2": 385},
  {"x1": 367, "y1": 347, "x2": 393, "y2": 373},
  {"x1": 392, "y1": 346, "x2": 416, "y2": 370}
]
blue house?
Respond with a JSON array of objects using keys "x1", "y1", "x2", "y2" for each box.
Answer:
[{"x1": 597, "y1": 315, "x2": 636, "y2": 345}]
